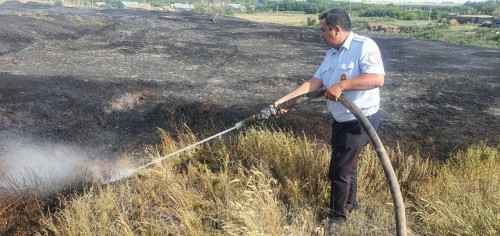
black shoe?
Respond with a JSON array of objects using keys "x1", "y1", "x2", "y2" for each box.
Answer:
[{"x1": 346, "y1": 202, "x2": 359, "y2": 213}]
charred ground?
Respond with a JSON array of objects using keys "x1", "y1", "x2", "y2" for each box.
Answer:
[{"x1": 1, "y1": 1, "x2": 499, "y2": 159}]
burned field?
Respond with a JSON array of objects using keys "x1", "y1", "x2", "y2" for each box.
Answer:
[{"x1": 1, "y1": 1, "x2": 499, "y2": 162}]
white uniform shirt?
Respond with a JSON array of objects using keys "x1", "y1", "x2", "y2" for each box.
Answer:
[{"x1": 314, "y1": 32, "x2": 385, "y2": 122}]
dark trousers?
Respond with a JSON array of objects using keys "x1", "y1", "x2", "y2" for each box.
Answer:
[{"x1": 329, "y1": 111, "x2": 381, "y2": 219}]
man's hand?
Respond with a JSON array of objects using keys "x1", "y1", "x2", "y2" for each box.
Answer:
[
  {"x1": 324, "y1": 73, "x2": 384, "y2": 101},
  {"x1": 325, "y1": 82, "x2": 344, "y2": 101},
  {"x1": 273, "y1": 77, "x2": 323, "y2": 117},
  {"x1": 273, "y1": 98, "x2": 288, "y2": 117}
]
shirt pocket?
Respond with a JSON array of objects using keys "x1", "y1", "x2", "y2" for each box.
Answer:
[
  {"x1": 337, "y1": 62, "x2": 355, "y2": 72},
  {"x1": 320, "y1": 65, "x2": 334, "y2": 74},
  {"x1": 319, "y1": 65, "x2": 335, "y2": 81},
  {"x1": 336, "y1": 62, "x2": 355, "y2": 78}
]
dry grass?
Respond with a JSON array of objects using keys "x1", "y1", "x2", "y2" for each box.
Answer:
[
  {"x1": 0, "y1": 194, "x2": 49, "y2": 235},
  {"x1": 234, "y1": 12, "x2": 318, "y2": 27},
  {"x1": 0, "y1": 127, "x2": 498, "y2": 235},
  {"x1": 65, "y1": 14, "x2": 105, "y2": 27},
  {"x1": 414, "y1": 143, "x2": 500, "y2": 235},
  {"x1": 14, "y1": 10, "x2": 54, "y2": 22},
  {"x1": 36, "y1": 127, "x2": 326, "y2": 235}
]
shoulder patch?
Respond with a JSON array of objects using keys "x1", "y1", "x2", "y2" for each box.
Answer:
[{"x1": 368, "y1": 51, "x2": 381, "y2": 65}]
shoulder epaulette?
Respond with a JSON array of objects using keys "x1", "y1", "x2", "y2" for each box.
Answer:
[{"x1": 353, "y1": 34, "x2": 368, "y2": 42}]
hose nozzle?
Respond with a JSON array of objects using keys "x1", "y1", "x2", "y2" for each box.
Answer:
[
  {"x1": 234, "y1": 105, "x2": 277, "y2": 129},
  {"x1": 256, "y1": 104, "x2": 277, "y2": 120},
  {"x1": 234, "y1": 88, "x2": 326, "y2": 130}
]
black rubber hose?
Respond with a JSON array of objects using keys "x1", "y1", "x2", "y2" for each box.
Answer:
[
  {"x1": 338, "y1": 94, "x2": 407, "y2": 236},
  {"x1": 276, "y1": 89, "x2": 407, "y2": 235}
]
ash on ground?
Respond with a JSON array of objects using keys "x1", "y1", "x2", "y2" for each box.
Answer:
[{"x1": 1, "y1": 1, "x2": 499, "y2": 159}]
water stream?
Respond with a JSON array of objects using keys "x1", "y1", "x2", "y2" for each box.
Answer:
[{"x1": 102, "y1": 126, "x2": 239, "y2": 184}]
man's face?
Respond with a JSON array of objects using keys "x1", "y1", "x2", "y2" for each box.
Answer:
[{"x1": 320, "y1": 19, "x2": 340, "y2": 48}]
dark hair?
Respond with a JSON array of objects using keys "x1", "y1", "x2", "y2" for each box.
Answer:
[{"x1": 320, "y1": 8, "x2": 351, "y2": 31}]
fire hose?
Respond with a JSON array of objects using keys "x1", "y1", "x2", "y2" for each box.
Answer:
[
  {"x1": 338, "y1": 93, "x2": 407, "y2": 236},
  {"x1": 247, "y1": 88, "x2": 407, "y2": 236},
  {"x1": 107, "y1": 88, "x2": 407, "y2": 235}
]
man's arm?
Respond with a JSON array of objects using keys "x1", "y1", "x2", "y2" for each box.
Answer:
[
  {"x1": 274, "y1": 78, "x2": 323, "y2": 115},
  {"x1": 275, "y1": 78, "x2": 323, "y2": 106},
  {"x1": 325, "y1": 73, "x2": 384, "y2": 101}
]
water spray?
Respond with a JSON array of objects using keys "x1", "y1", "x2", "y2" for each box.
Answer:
[
  {"x1": 103, "y1": 127, "x2": 239, "y2": 183},
  {"x1": 0, "y1": 141, "x2": 101, "y2": 196}
]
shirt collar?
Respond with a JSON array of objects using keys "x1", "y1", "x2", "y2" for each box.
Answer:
[
  {"x1": 341, "y1": 32, "x2": 354, "y2": 50},
  {"x1": 329, "y1": 32, "x2": 354, "y2": 55}
]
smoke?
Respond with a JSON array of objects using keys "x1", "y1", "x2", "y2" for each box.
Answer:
[{"x1": 0, "y1": 139, "x2": 135, "y2": 196}]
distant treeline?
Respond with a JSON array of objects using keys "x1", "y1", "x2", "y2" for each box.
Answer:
[
  {"x1": 60, "y1": 0, "x2": 499, "y2": 20},
  {"x1": 256, "y1": 0, "x2": 499, "y2": 20}
]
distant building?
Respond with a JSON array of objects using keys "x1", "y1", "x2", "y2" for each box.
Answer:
[
  {"x1": 171, "y1": 3, "x2": 195, "y2": 10},
  {"x1": 121, "y1": 1, "x2": 138, "y2": 9},
  {"x1": 493, "y1": 17, "x2": 500, "y2": 28},
  {"x1": 450, "y1": 15, "x2": 493, "y2": 24}
]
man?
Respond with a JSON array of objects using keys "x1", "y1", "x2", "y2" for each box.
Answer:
[{"x1": 274, "y1": 8, "x2": 384, "y2": 230}]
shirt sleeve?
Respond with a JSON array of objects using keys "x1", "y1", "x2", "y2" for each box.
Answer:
[{"x1": 359, "y1": 39, "x2": 385, "y2": 75}]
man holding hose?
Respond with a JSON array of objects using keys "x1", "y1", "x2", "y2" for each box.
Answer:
[{"x1": 274, "y1": 8, "x2": 384, "y2": 231}]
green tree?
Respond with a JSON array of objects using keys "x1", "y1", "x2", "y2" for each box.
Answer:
[
  {"x1": 481, "y1": 0, "x2": 498, "y2": 15},
  {"x1": 431, "y1": 11, "x2": 449, "y2": 20}
]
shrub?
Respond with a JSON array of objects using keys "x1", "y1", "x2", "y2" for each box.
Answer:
[{"x1": 306, "y1": 17, "x2": 316, "y2": 26}]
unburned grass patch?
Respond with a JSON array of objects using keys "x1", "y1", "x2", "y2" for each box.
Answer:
[
  {"x1": 414, "y1": 143, "x2": 500, "y2": 235},
  {"x1": 234, "y1": 12, "x2": 318, "y2": 27},
  {"x1": 65, "y1": 14, "x2": 105, "y2": 27},
  {"x1": 15, "y1": 10, "x2": 54, "y2": 22}
]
